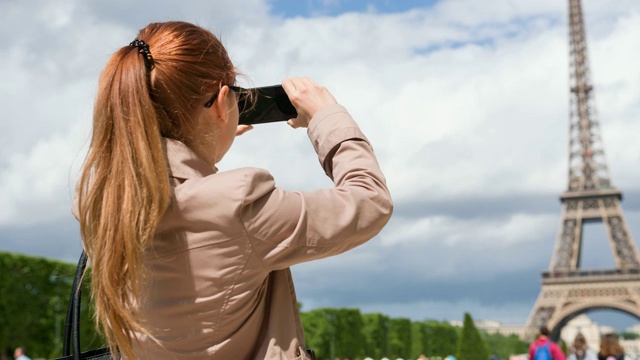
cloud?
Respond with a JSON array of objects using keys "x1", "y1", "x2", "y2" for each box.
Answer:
[
  {"x1": 0, "y1": 219, "x2": 82, "y2": 263},
  {"x1": 2, "y1": 0, "x2": 640, "y2": 328},
  {"x1": 0, "y1": 125, "x2": 85, "y2": 226}
]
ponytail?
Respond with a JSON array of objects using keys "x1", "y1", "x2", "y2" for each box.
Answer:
[
  {"x1": 77, "y1": 42, "x2": 170, "y2": 359},
  {"x1": 78, "y1": 22, "x2": 235, "y2": 359}
]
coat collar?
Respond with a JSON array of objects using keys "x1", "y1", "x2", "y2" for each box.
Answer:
[{"x1": 163, "y1": 138, "x2": 217, "y2": 180}]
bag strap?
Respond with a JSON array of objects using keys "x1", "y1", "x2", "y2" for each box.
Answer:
[{"x1": 62, "y1": 250, "x2": 89, "y2": 359}]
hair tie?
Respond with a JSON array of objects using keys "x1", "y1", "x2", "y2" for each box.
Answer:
[{"x1": 129, "y1": 39, "x2": 155, "y2": 70}]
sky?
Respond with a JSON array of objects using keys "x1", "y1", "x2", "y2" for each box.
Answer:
[{"x1": 2, "y1": 0, "x2": 640, "y2": 331}]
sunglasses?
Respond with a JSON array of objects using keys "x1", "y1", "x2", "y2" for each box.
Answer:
[{"x1": 203, "y1": 85, "x2": 246, "y2": 108}]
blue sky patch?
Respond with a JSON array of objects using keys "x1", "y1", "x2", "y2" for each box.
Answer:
[{"x1": 268, "y1": 0, "x2": 439, "y2": 18}]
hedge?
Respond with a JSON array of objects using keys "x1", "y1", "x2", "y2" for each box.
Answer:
[{"x1": 0, "y1": 251, "x2": 104, "y2": 359}]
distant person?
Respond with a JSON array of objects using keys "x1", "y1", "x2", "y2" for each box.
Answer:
[
  {"x1": 597, "y1": 333, "x2": 624, "y2": 360},
  {"x1": 567, "y1": 333, "x2": 597, "y2": 360},
  {"x1": 529, "y1": 326, "x2": 566, "y2": 360},
  {"x1": 13, "y1": 347, "x2": 31, "y2": 360}
]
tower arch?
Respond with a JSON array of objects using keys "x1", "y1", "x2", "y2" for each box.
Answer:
[{"x1": 548, "y1": 303, "x2": 640, "y2": 341}]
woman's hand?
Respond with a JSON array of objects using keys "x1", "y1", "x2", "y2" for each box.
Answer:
[
  {"x1": 236, "y1": 125, "x2": 253, "y2": 136},
  {"x1": 282, "y1": 77, "x2": 337, "y2": 129}
]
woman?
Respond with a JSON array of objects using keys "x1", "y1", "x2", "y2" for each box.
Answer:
[
  {"x1": 75, "y1": 21, "x2": 392, "y2": 359},
  {"x1": 567, "y1": 333, "x2": 597, "y2": 360},
  {"x1": 598, "y1": 334, "x2": 624, "y2": 360}
]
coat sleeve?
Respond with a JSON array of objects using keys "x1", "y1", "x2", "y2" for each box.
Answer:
[{"x1": 238, "y1": 104, "x2": 393, "y2": 271}]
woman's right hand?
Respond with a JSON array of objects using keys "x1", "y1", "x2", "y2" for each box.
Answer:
[{"x1": 282, "y1": 77, "x2": 337, "y2": 129}]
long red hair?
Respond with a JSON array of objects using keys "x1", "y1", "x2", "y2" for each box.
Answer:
[{"x1": 77, "y1": 21, "x2": 235, "y2": 359}]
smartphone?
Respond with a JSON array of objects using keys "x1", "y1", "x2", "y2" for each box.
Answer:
[{"x1": 236, "y1": 85, "x2": 298, "y2": 125}]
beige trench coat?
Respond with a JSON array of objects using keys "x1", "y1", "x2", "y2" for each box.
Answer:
[{"x1": 78, "y1": 104, "x2": 393, "y2": 359}]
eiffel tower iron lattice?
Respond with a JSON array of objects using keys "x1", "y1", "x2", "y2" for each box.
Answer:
[{"x1": 525, "y1": 0, "x2": 640, "y2": 338}]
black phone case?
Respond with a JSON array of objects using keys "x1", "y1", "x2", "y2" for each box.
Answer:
[{"x1": 238, "y1": 85, "x2": 297, "y2": 125}]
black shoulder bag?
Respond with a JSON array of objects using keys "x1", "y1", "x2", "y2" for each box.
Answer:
[{"x1": 51, "y1": 251, "x2": 115, "y2": 360}]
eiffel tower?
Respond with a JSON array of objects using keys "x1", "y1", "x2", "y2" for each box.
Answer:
[{"x1": 525, "y1": 0, "x2": 640, "y2": 339}]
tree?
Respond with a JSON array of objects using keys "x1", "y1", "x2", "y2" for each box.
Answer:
[
  {"x1": 0, "y1": 252, "x2": 103, "y2": 359},
  {"x1": 482, "y1": 332, "x2": 528, "y2": 359},
  {"x1": 300, "y1": 308, "x2": 365, "y2": 360},
  {"x1": 422, "y1": 320, "x2": 459, "y2": 356},
  {"x1": 389, "y1": 317, "x2": 412, "y2": 359},
  {"x1": 620, "y1": 331, "x2": 640, "y2": 340},
  {"x1": 456, "y1": 312, "x2": 489, "y2": 360},
  {"x1": 362, "y1": 313, "x2": 390, "y2": 359},
  {"x1": 411, "y1": 321, "x2": 425, "y2": 359},
  {"x1": 300, "y1": 309, "x2": 331, "y2": 359}
]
